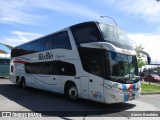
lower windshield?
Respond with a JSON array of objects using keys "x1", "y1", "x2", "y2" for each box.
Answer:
[{"x1": 107, "y1": 51, "x2": 139, "y2": 83}]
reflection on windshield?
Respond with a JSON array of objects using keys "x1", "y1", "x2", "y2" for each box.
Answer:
[
  {"x1": 108, "y1": 51, "x2": 138, "y2": 83},
  {"x1": 99, "y1": 23, "x2": 134, "y2": 50}
]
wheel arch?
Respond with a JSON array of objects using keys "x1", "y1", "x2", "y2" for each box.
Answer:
[
  {"x1": 64, "y1": 80, "x2": 79, "y2": 100},
  {"x1": 64, "y1": 80, "x2": 76, "y2": 94},
  {"x1": 16, "y1": 76, "x2": 20, "y2": 83},
  {"x1": 21, "y1": 76, "x2": 25, "y2": 81}
]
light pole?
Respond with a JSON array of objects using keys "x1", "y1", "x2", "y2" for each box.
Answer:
[{"x1": 100, "y1": 16, "x2": 117, "y2": 26}]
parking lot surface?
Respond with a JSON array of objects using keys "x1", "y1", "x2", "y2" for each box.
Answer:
[{"x1": 0, "y1": 78, "x2": 159, "y2": 120}]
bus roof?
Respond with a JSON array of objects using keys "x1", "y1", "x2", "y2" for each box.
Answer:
[{"x1": 13, "y1": 21, "x2": 122, "y2": 49}]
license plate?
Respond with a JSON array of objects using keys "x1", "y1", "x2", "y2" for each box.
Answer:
[{"x1": 128, "y1": 96, "x2": 134, "y2": 100}]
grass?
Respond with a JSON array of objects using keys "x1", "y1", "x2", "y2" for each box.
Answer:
[{"x1": 141, "y1": 82, "x2": 160, "y2": 93}]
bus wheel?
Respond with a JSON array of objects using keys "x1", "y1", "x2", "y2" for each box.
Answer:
[
  {"x1": 65, "y1": 84, "x2": 78, "y2": 100},
  {"x1": 21, "y1": 77, "x2": 26, "y2": 88},
  {"x1": 16, "y1": 77, "x2": 21, "y2": 86}
]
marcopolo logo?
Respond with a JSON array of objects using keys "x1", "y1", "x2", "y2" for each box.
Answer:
[{"x1": 38, "y1": 52, "x2": 53, "y2": 60}]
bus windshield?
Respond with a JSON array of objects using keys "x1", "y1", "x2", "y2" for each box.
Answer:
[
  {"x1": 108, "y1": 51, "x2": 139, "y2": 83},
  {"x1": 99, "y1": 23, "x2": 134, "y2": 50}
]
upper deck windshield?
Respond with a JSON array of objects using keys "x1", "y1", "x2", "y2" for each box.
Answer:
[
  {"x1": 107, "y1": 51, "x2": 139, "y2": 83},
  {"x1": 98, "y1": 23, "x2": 134, "y2": 50}
]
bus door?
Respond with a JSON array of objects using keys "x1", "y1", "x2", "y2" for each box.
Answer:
[
  {"x1": 88, "y1": 58, "x2": 104, "y2": 102},
  {"x1": 80, "y1": 76, "x2": 89, "y2": 99}
]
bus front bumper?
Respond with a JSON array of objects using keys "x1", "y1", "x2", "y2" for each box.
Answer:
[{"x1": 104, "y1": 88, "x2": 141, "y2": 104}]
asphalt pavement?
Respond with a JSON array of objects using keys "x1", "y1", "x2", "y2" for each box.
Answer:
[{"x1": 0, "y1": 78, "x2": 159, "y2": 120}]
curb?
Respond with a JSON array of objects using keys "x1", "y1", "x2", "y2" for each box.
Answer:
[{"x1": 141, "y1": 92, "x2": 160, "y2": 95}]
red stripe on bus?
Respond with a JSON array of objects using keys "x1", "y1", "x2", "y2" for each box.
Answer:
[
  {"x1": 13, "y1": 60, "x2": 29, "y2": 64},
  {"x1": 128, "y1": 84, "x2": 132, "y2": 90}
]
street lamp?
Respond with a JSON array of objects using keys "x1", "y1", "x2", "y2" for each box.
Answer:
[{"x1": 100, "y1": 16, "x2": 117, "y2": 26}]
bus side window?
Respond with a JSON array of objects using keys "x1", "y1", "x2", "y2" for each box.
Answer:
[
  {"x1": 52, "y1": 61, "x2": 76, "y2": 76},
  {"x1": 79, "y1": 48, "x2": 105, "y2": 78},
  {"x1": 90, "y1": 58, "x2": 103, "y2": 77},
  {"x1": 71, "y1": 23, "x2": 102, "y2": 44},
  {"x1": 53, "y1": 31, "x2": 71, "y2": 50},
  {"x1": 60, "y1": 62, "x2": 76, "y2": 76},
  {"x1": 11, "y1": 66, "x2": 14, "y2": 72}
]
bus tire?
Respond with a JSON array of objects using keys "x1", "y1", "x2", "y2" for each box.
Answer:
[
  {"x1": 65, "y1": 83, "x2": 78, "y2": 101},
  {"x1": 16, "y1": 76, "x2": 21, "y2": 86},
  {"x1": 21, "y1": 77, "x2": 26, "y2": 88}
]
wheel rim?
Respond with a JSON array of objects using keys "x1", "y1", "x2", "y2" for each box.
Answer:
[{"x1": 69, "y1": 86, "x2": 78, "y2": 100}]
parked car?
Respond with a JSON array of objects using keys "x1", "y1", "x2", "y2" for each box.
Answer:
[{"x1": 144, "y1": 74, "x2": 160, "y2": 83}]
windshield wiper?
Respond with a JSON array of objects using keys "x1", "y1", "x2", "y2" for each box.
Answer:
[
  {"x1": 110, "y1": 76, "x2": 128, "y2": 82},
  {"x1": 110, "y1": 76, "x2": 139, "y2": 83}
]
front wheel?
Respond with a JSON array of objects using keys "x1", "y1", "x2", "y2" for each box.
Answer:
[{"x1": 65, "y1": 84, "x2": 78, "y2": 101}]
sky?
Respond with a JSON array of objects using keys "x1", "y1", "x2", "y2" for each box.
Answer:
[{"x1": 0, "y1": 0, "x2": 160, "y2": 63}]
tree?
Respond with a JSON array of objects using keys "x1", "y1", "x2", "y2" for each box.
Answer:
[{"x1": 135, "y1": 44, "x2": 147, "y2": 68}]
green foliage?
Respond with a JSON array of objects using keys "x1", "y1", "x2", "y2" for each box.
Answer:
[
  {"x1": 141, "y1": 83, "x2": 160, "y2": 93},
  {"x1": 135, "y1": 44, "x2": 147, "y2": 68}
]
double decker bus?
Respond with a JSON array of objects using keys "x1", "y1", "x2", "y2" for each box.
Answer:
[{"x1": 10, "y1": 21, "x2": 141, "y2": 104}]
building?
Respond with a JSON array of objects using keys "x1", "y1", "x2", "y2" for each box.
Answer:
[{"x1": 0, "y1": 43, "x2": 12, "y2": 57}]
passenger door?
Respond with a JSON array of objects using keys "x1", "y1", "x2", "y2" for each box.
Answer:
[
  {"x1": 89, "y1": 74, "x2": 104, "y2": 102},
  {"x1": 88, "y1": 58, "x2": 104, "y2": 102}
]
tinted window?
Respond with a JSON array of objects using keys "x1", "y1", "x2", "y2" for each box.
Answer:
[
  {"x1": 53, "y1": 31, "x2": 71, "y2": 50},
  {"x1": 71, "y1": 22, "x2": 102, "y2": 44},
  {"x1": 99, "y1": 23, "x2": 134, "y2": 50},
  {"x1": 31, "y1": 40, "x2": 40, "y2": 52},
  {"x1": 59, "y1": 61, "x2": 76, "y2": 76},
  {"x1": 79, "y1": 48, "x2": 105, "y2": 77},
  {"x1": 38, "y1": 35, "x2": 54, "y2": 51},
  {"x1": 90, "y1": 58, "x2": 103, "y2": 76},
  {"x1": 11, "y1": 31, "x2": 71, "y2": 58},
  {"x1": 25, "y1": 61, "x2": 76, "y2": 76},
  {"x1": 11, "y1": 65, "x2": 14, "y2": 72}
]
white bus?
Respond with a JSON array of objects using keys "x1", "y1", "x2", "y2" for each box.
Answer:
[{"x1": 10, "y1": 21, "x2": 141, "y2": 104}]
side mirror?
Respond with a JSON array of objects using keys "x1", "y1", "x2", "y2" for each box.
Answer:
[
  {"x1": 137, "y1": 50, "x2": 151, "y2": 64},
  {"x1": 147, "y1": 57, "x2": 151, "y2": 64}
]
